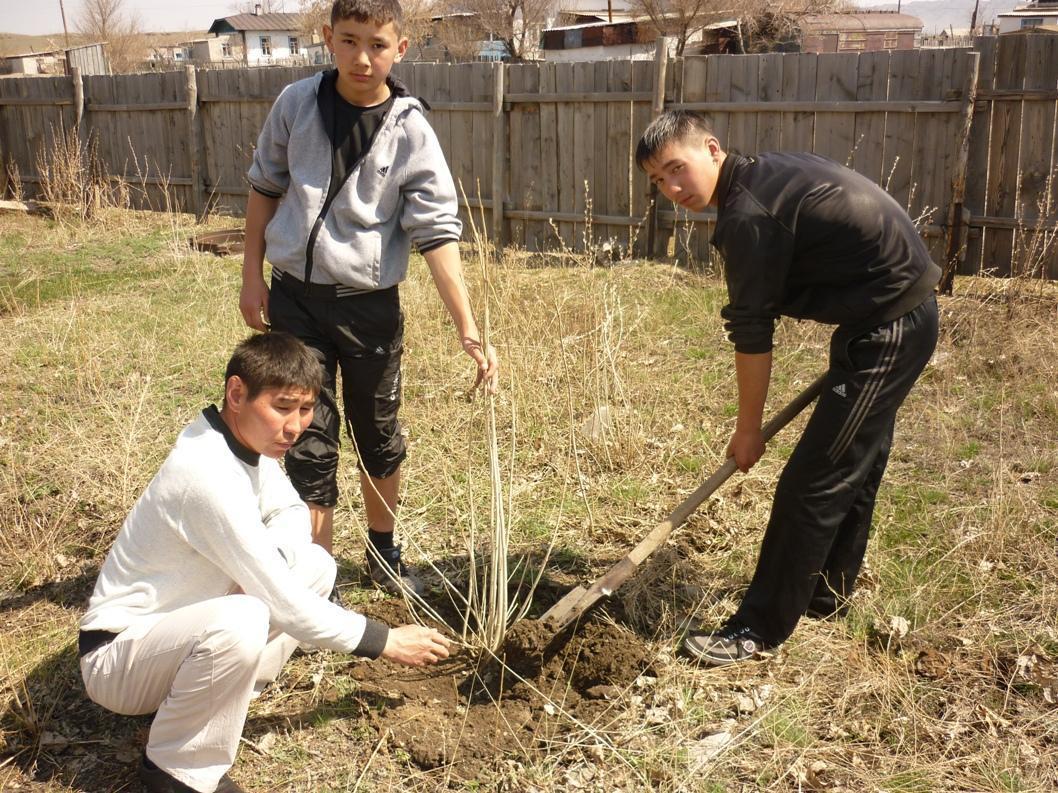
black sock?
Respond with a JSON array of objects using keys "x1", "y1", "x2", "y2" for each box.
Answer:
[{"x1": 368, "y1": 529, "x2": 395, "y2": 551}]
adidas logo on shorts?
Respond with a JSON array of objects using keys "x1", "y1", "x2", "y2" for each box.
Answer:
[{"x1": 832, "y1": 383, "x2": 847, "y2": 397}]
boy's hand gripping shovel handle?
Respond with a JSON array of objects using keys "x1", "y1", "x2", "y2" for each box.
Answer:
[{"x1": 538, "y1": 374, "x2": 828, "y2": 633}]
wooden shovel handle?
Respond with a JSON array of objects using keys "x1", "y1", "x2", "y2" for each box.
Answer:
[{"x1": 541, "y1": 374, "x2": 828, "y2": 631}]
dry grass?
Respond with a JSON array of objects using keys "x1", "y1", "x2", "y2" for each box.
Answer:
[{"x1": 1, "y1": 208, "x2": 1056, "y2": 791}]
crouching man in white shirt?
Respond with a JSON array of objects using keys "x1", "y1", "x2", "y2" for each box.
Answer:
[{"x1": 78, "y1": 332, "x2": 450, "y2": 793}]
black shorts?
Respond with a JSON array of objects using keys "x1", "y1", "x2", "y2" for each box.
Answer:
[{"x1": 268, "y1": 271, "x2": 406, "y2": 507}]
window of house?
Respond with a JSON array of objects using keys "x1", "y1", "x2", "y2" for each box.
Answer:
[
  {"x1": 289, "y1": 36, "x2": 300, "y2": 55},
  {"x1": 260, "y1": 35, "x2": 272, "y2": 55},
  {"x1": 221, "y1": 40, "x2": 232, "y2": 57},
  {"x1": 1021, "y1": 17, "x2": 1044, "y2": 28},
  {"x1": 883, "y1": 32, "x2": 899, "y2": 48}
]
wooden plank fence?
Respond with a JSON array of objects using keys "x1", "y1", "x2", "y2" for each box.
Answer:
[{"x1": 1, "y1": 34, "x2": 1056, "y2": 279}]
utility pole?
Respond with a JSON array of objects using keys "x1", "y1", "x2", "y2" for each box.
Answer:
[
  {"x1": 970, "y1": 0, "x2": 982, "y2": 36},
  {"x1": 59, "y1": 0, "x2": 71, "y2": 48}
]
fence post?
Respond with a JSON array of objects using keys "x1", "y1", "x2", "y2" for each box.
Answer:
[
  {"x1": 491, "y1": 62, "x2": 506, "y2": 247},
  {"x1": 647, "y1": 36, "x2": 671, "y2": 258},
  {"x1": 184, "y1": 65, "x2": 204, "y2": 220},
  {"x1": 940, "y1": 50, "x2": 981, "y2": 295}
]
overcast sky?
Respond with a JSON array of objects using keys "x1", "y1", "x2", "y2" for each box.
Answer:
[{"x1": 2, "y1": 1, "x2": 292, "y2": 35}]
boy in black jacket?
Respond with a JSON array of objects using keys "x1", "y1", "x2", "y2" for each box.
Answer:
[{"x1": 637, "y1": 110, "x2": 940, "y2": 666}]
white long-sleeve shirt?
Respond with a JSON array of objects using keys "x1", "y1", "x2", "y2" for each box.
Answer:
[{"x1": 80, "y1": 406, "x2": 387, "y2": 657}]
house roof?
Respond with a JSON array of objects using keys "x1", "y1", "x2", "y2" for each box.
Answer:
[
  {"x1": 4, "y1": 50, "x2": 61, "y2": 59},
  {"x1": 798, "y1": 13, "x2": 924, "y2": 33},
  {"x1": 998, "y1": 6, "x2": 1058, "y2": 14},
  {"x1": 208, "y1": 12, "x2": 304, "y2": 35}
]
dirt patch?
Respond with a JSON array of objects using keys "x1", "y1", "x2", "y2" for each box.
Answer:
[{"x1": 344, "y1": 600, "x2": 655, "y2": 780}]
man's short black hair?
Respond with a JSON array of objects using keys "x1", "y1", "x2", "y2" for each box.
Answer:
[
  {"x1": 225, "y1": 333, "x2": 322, "y2": 401},
  {"x1": 635, "y1": 110, "x2": 718, "y2": 170},
  {"x1": 331, "y1": 0, "x2": 404, "y2": 34}
]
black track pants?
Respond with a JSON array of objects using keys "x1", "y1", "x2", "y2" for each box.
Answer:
[{"x1": 732, "y1": 296, "x2": 939, "y2": 646}]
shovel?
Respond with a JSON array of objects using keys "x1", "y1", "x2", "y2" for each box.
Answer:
[{"x1": 537, "y1": 373, "x2": 828, "y2": 635}]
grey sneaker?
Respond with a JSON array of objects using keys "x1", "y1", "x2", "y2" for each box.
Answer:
[
  {"x1": 682, "y1": 624, "x2": 769, "y2": 667},
  {"x1": 366, "y1": 544, "x2": 424, "y2": 597}
]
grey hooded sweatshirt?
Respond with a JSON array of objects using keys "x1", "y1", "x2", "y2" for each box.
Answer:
[{"x1": 247, "y1": 71, "x2": 462, "y2": 291}]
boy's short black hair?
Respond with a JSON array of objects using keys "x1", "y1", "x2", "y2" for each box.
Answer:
[
  {"x1": 331, "y1": 0, "x2": 404, "y2": 33},
  {"x1": 635, "y1": 110, "x2": 718, "y2": 170},
  {"x1": 225, "y1": 333, "x2": 322, "y2": 401}
]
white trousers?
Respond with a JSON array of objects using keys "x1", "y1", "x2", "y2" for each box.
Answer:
[{"x1": 80, "y1": 543, "x2": 336, "y2": 793}]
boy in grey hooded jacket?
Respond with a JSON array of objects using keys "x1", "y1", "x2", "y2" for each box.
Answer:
[{"x1": 240, "y1": 0, "x2": 498, "y2": 597}]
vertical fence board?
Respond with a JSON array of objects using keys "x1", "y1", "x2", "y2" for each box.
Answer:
[
  {"x1": 884, "y1": 48, "x2": 919, "y2": 211},
  {"x1": 728, "y1": 55, "x2": 758, "y2": 155},
  {"x1": 555, "y1": 62, "x2": 576, "y2": 249},
  {"x1": 449, "y1": 65, "x2": 475, "y2": 225},
  {"x1": 520, "y1": 64, "x2": 545, "y2": 250},
  {"x1": 814, "y1": 53, "x2": 858, "y2": 165},
  {"x1": 1017, "y1": 34, "x2": 1058, "y2": 278},
  {"x1": 472, "y1": 64, "x2": 493, "y2": 231},
  {"x1": 926, "y1": 48, "x2": 966, "y2": 264},
  {"x1": 538, "y1": 63, "x2": 560, "y2": 251},
  {"x1": 680, "y1": 57, "x2": 713, "y2": 264},
  {"x1": 606, "y1": 59, "x2": 633, "y2": 253},
  {"x1": 593, "y1": 60, "x2": 612, "y2": 246},
  {"x1": 756, "y1": 53, "x2": 783, "y2": 153},
  {"x1": 630, "y1": 59, "x2": 654, "y2": 257},
  {"x1": 507, "y1": 64, "x2": 527, "y2": 248},
  {"x1": 964, "y1": 36, "x2": 998, "y2": 274},
  {"x1": 985, "y1": 34, "x2": 1027, "y2": 276},
  {"x1": 909, "y1": 49, "x2": 945, "y2": 226},
  {"x1": 852, "y1": 50, "x2": 889, "y2": 183},
  {"x1": 572, "y1": 61, "x2": 595, "y2": 250},
  {"x1": 781, "y1": 53, "x2": 817, "y2": 152}
]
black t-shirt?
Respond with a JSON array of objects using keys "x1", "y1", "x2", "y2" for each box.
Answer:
[{"x1": 327, "y1": 91, "x2": 393, "y2": 205}]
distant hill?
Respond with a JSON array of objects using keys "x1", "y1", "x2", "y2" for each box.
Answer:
[
  {"x1": 0, "y1": 30, "x2": 210, "y2": 59},
  {"x1": 862, "y1": 0, "x2": 1021, "y2": 33},
  {"x1": 0, "y1": 33, "x2": 85, "y2": 57}
]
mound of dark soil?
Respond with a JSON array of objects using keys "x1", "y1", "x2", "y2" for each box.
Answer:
[{"x1": 346, "y1": 600, "x2": 654, "y2": 779}]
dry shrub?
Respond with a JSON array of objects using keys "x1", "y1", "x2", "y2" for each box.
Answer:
[{"x1": 33, "y1": 126, "x2": 112, "y2": 223}]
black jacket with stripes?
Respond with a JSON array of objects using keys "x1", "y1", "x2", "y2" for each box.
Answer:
[{"x1": 711, "y1": 152, "x2": 940, "y2": 355}]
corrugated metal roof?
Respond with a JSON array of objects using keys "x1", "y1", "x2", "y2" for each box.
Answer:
[
  {"x1": 799, "y1": 13, "x2": 923, "y2": 32},
  {"x1": 209, "y1": 12, "x2": 304, "y2": 33}
]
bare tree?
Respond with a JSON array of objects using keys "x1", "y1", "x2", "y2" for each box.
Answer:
[
  {"x1": 627, "y1": 0, "x2": 854, "y2": 55},
  {"x1": 740, "y1": 0, "x2": 856, "y2": 52},
  {"x1": 298, "y1": 0, "x2": 434, "y2": 57},
  {"x1": 456, "y1": 0, "x2": 552, "y2": 61},
  {"x1": 431, "y1": 12, "x2": 488, "y2": 62},
  {"x1": 77, "y1": 0, "x2": 145, "y2": 73},
  {"x1": 626, "y1": 0, "x2": 731, "y2": 56}
]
